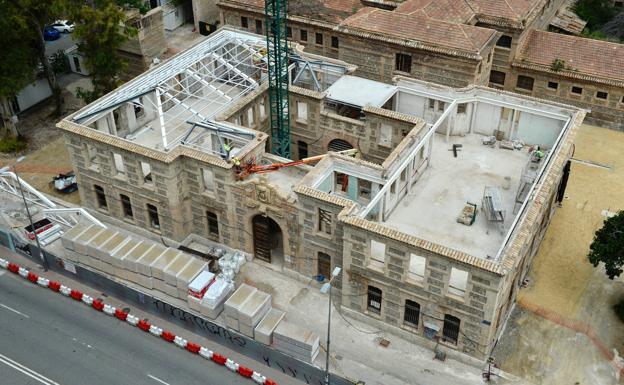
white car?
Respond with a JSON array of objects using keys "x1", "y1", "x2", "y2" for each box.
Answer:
[{"x1": 51, "y1": 20, "x2": 74, "y2": 33}]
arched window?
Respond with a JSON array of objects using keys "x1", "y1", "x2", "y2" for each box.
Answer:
[{"x1": 328, "y1": 139, "x2": 353, "y2": 152}]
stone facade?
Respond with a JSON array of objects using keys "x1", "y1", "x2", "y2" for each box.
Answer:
[{"x1": 119, "y1": 8, "x2": 167, "y2": 79}]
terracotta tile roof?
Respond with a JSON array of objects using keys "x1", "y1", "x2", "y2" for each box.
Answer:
[
  {"x1": 219, "y1": 0, "x2": 364, "y2": 24},
  {"x1": 514, "y1": 30, "x2": 624, "y2": 86},
  {"x1": 339, "y1": 8, "x2": 497, "y2": 56},
  {"x1": 396, "y1": 0, "x2": 476, "y2": 24},
  {"x1": 466, "y1": 0, "x2": 541, "y2": 24}
]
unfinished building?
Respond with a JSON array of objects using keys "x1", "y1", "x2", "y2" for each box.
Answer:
[
  {"x1": 215, "y1": 0, "x2": 624, "y2": 130},
  {"x1": 58, "y1": 28, "x2": 585, "y2": 360}
]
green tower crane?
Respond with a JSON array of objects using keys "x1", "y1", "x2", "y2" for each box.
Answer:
[{"x1": 264, "y1": 0, "x2": 291, "y2": 159}]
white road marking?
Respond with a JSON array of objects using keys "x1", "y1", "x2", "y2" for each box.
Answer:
[
  {"x1": 0, "y1": 303, "x2": 30, "y2": 318},
  {"x1": 147, "y1": 374, "x2": 171, "y2": 385},
  {"x1": 0, "y1": 353, "x2": 62, "y2": 385}
]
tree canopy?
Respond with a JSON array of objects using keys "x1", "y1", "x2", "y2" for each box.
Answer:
[{"x1": 588, "y1": 210, "x2": 624, "y2": 279}]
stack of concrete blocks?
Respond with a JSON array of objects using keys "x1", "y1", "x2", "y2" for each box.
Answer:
[
  {"x1": 273, "y1": 321, "x2": 320, "y2": 363},
  {"x1": 198, "y1": 279, "x2": 233, "y2": 319},
  {"x1": 60, "y1": 222, "x2": 208, "y2": 303},
  {"x1": 254, "y1": 308, "x2": 286, "y2": 345},
  {"x1": 224, "y1": 284, "x2": 272, "y2": 337}
]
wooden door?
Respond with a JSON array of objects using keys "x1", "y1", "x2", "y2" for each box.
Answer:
[
  {"x1": 318, "y1": 252, "x2": 331, "y2": 280},
  {"x1": 252, "y1": 216, "x2": 271, "y2": 262}
]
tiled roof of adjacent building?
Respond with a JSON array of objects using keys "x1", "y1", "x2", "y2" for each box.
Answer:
[
  {"x1": 514, "y1": 30, "x2": 624, "y2": 86},
  {"x1": 396, "y1": 0, "x2": 476, "y2": 24},
  {"x1": 466, "y1": 0, "x2": 544, "y2": 28},
  {"x1": 219, "y1": 0, "x2": 364, "y2": 23},
  {"x1": 338, "y1": 7, "x2": 497, "y2": 58}
]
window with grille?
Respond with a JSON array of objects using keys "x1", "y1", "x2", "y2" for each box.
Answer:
[
  {"x1": 94, "y1": 185, "x2": 107, "y2": 209},
  {"x1": 571, "y1": 86, "x2": 583, "y2": 95},
  {"x1": 395, "y1": 53, "x2": 412, "y2": 73},
  {"x1": 367, "y1": 286, "x2": 382, "y2": 313},
  {"x1": 331, "y1": 36, "x2": 339, "y2": 49},
  {"x1": 496, "y1": 35, "x2": 512, "y2": 48},
  {"x1": 596, "y1": 91, "x2": 608, "y2": 100},
  {"x1": 404, "y1": 300, "x2": 420, "y2": 327},
  {"x1": 207, "y1": 211, "x2": 219, "y2": 236},
  {"x1": 318, "y1": 208, "x2": 332, "y2": 235},
  {"x1": 516, "y1": 75, "x2": 534, "y2": 91},
  {"x1": 241, "y1": 16, "x2": 248, "y2": 28},
  {"x1": 489, "y1": 70, "x2": 506, "y2": 85},
  {"x1": 120, "y1": 194, "x2": 133, "y2": 219},
  {"x1": 442, "y1": 314, "x2": 460, "y2": 344},
  {"x1": 147, "y1": 204, "x2": 160, "y2": 230},
  {"x1": 327, "y1": 139, "x2": 353, "y2": 152},
  {"x1": 315, "y1": 33, "x2": 323, "y2": 45},
  {"x1": 437, "y1": 101, "x2": 446, "y2": 111}
]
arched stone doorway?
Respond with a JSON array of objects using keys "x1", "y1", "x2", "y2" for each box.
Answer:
[
  {"x1": 327, "y1": 138, "x2": 353, "y2": 152},
  {"x1": 252, "y1": 215, "x2": 284, "y2": 265}
]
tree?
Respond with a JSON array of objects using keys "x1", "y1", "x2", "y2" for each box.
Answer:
[
  {"x1": 69, "y1": 0, "x2": 136, "y2": 103},
  {"x1": 0, "y1": 5, "x2": 39, "y2": 136},
  {"x1": 574, "y1": 0, "x2": 617, "y2": 30},
  {"x1": 588, "y1": 210, "x2": 624, "y2": 279},
  {"x1": 7, "y1": 0, "x2": 65, "y2": 115}
]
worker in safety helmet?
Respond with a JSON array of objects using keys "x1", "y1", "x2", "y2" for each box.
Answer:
[{"x1": 222, "y1": 143, "x2": 232, "y2": 160}]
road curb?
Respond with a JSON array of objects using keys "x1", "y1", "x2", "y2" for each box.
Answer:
[{"x1": 0, "y1": 257, "x2": 277, "y2": 385}]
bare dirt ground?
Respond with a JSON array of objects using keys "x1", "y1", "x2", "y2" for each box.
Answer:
[
  {"x1": 1, "y1": 80, "x2": 84, "y2": 205},
  {"x1": 493, "y1": 123, "x2": 624, "y2": 385}
]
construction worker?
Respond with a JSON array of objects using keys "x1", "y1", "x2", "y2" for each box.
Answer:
[
  {"x1": 231, "y1": 156, "x2": 241, "y2": 167},
  {"x1": 222, "y1": 143, "x2": 232, "y2": 160}
]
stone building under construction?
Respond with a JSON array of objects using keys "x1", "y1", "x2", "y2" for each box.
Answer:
[{"x1": 58, "y1": 28, "x2": 585, "y2": 360}]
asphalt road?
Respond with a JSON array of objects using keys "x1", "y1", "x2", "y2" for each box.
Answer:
[
  {"x1": 0, "y1": 270, "x2": 249, "y2": 385},
  {"x1": 45, "y1": 33, "x2": 76, "y2": 57}
]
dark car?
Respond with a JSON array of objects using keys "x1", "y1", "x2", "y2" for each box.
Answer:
[{"x1": 43, "y1": 26, "x2": 61, "y2": 41}]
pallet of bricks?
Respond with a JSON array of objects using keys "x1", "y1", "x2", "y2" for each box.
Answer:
[{"x1": 60, "y1": 222, "x2": 209, "y2": 303}]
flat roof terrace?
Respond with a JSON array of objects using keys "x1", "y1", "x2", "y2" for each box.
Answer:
[{"x1": 383, "y1": 133, "x2": 531, "y2": 260}]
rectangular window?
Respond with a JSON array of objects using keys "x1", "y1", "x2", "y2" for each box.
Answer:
[
  {"x1": 457, "y1": 103, "x2": 467, "y2": 114},
  {"x1": 141, "y1": 162, "x2": 153, "y2": 185},
  {"x1": 318, "y1": 208, "x2": 332, "y2": 235},
  {"x1": 335, "y1": 172, "x2": 348, "y2": 192},
  {"x1": 300, "y1": 29, "x2": 307, "y2": 41},
  {"x1": 206, "y1": 211, "x2": 219, "y2": 236},
  {"x1": 94, "y1": 185, "x2": 107, "y2": 209},
  {"x1": 367, "y1": 286, "x2": 382, "y2": 314},
  {"x1": 408, "y1": 253, "x2": 426, "y2": 282},
  {"x1": 395, "y1": 53, "x2": 412, "y2": 73},
  {"x1": 296, "y1": 101, "x2": 308, "y2": 123},
  {"x1": 120, "y1": 194, "x2": 133, "y2": 219},
  {"x1": 315, "y1": 32, "x2": 323, "y2": 45},
  {"x1": 358, "y1": 179, "x2": 372, "y2": 200},
  {"x1": 147, "y1": 204, "x2": 160, "y2": 230},
  {"x1": 259, "y1": 98, "x2": 266, "y2": 120},
  {"x1": 571, "y1": 86, "x2": 583, "y2": 95},
  {"x1": 297, "y1": 141, "x2": 308, "y2": 159},
  {"x1": 370, "y1": 240, "x2": 386, "y2": 267},
  {"x1": 596, "y1": 91, "x2": 608, "y2": 100},
  {"x1": 404, "y1": 300, "x2": 420, "y2": 328},
  {"x1": 448, "y1": 267, "x2": 468, "y2": 297},
  {"x1": 437, "y1": 101, "x2": 445, "y2": 111},
  {"x1": 516, "y1": 75, "x2": 534, "y2": 91},
  {"x1": 378, "y1": 124, "x2": 392, "y2": 147},
  {"x1": 547, "y1": 81, "x2": 558, "y2": 90},
  {"x1": 400, "y1": 168, "x2": 407, "y2": 182},
  {"x1": 202, "y1": 168, "x2": 214, "y2": 193},
  {"x1": 442, "y1": 314, "x2": 460, "y2": 344},
  {"x1": 113, "y1": 153, "x2": 125, "y2": 175},
  {"x1": 241, "y1": 16, "x2": 248, "y2": 28},
  {"x1": 255, "y1": 19, "x2": 262, "y2": 34},
  {"x1": 428, "y1": 99, "x2": 435, "y2": 110},
  {"x1": 489, "y1": 70, "x2": 506, "y2": 85},
  {"x1": 331, "y1": 36, "x2": 339, "y2": 49},
  {"x1": 86, "y1": 144, "x2": 98, "y2": 169},
  {"x1": 286, "y1": 26, "x2": 292, "y2": 38},
  {"x1": 390, "y1": 181, "x2": 396, "y2": 194},
  {"x1": 496, "y1": 35, "x2": 512, "y2": 48}
]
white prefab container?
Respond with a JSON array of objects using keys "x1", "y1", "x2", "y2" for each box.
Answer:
[
  {"x1": 254, "y1": 308, "x2": 285, "y2": 345},
  {"x1": 224, "y1": 284, "x2": 257, "y2": 320}
]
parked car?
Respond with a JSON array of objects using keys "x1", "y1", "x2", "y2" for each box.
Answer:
[
  {"x1": 51, "y1": 20, "x2": 74, "y2": 33},
  {"x1": 43, "y1": 26, "x2": 61, "y2": 41}
]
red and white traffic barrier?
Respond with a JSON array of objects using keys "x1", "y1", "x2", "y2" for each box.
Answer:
[{"x1": 0, "y1": 258, "x2": 279, "y2": 385}]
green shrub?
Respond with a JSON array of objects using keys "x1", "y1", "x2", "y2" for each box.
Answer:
[
  {"x1": 0, "y1": 135, "x2": 27, "y2": 153},
  {"x1": 615, "y1": 300, "x2": 624, "y2": 323}
]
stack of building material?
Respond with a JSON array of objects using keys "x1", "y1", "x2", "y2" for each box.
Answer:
[
  {"x1": 110, "y1": 238, "x2": 141, "y2": 279},
  {"x1": 224, "y1": 284, "x2": 257, "y2": 331},
  {"x1": 94, "y1": 231, "x2": 129, "y2": 275},
  {"x1": 273, "y1": 321, "x2": 320, "y2": 363},
  {"x1": 238, "y1": 291, "x2": 272, "y2": 338},
  {"x1": 150, "y1": 249, "x2": 186, "y2": 297},
  {"x1": 84, "y1": 229, "x2": 118, "y2": 274},
  {"x1": 71, "y1": 225, "x2": 106, "y2": 263},
  {"x1": 198, "y1": 278, "x2": 233, "y2": 319},
  {"x1": 254, "y1": 308, "x2": 285, "y2": 345},
  {"x1": 60, "y1": 222, "x2": 91, "y2": 253},
  {"x1": 175, "y1": 258, "x2": 209, "y2": 299},
  {"x1": 121, "y1": 242, "x2": 153, "y2": 285},
  {"x1": 133, "y1": 244, "x2": 167, "y2": 289}
]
